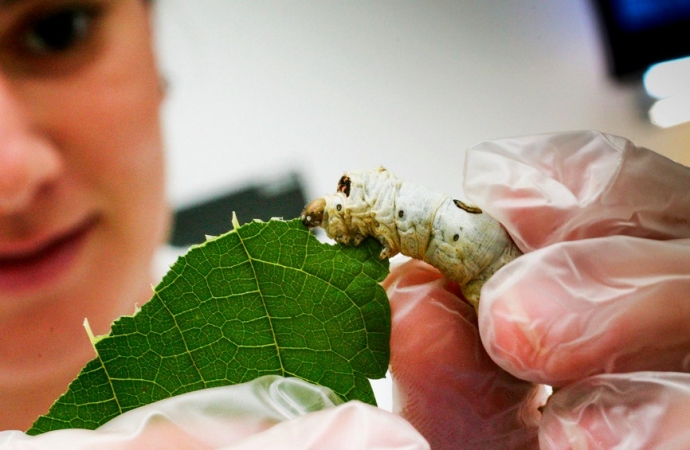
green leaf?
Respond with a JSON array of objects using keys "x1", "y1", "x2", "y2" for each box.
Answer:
[{"x1": 27, "y1": 218, "x2": 390, "y2": 435}]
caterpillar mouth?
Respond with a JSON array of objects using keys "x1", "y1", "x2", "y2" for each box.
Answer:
[{"x1": 301, "y1": 197, "x2": 326, "y2": 228}]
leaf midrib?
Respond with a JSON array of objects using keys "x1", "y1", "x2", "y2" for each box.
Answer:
[{"x1": 235, "y1": 228, "x2": 287, "y2": 377}]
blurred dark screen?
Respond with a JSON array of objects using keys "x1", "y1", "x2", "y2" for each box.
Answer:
[
  {"x1": 592, "y1": 0, "x2": 690, "y2": 79},
  {"x1": 170, "y1": 173, "x2": 307, "y2": 247}
]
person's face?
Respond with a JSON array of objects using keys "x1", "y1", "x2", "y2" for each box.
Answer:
[{"x1": 0, "y1": 0, "x2": 168, "y2": 334}]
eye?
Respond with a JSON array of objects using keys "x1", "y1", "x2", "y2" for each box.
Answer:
[
  {"x1": 1, "y1": 4, "x2": 107, "y2": 75},
  {"x1": 22, "y1": 7, "x2": 96, "y2": 55}
]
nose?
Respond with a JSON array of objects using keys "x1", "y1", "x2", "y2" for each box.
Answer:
[{"x1": 0, "y1": 77, "x2": 62, "y2": 214}]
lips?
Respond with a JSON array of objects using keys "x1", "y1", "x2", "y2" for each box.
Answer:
[{"x1": 0, "y1": 216, "x2": 98, "y2": 293}]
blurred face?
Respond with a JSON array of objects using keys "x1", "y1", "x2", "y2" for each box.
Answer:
[{"x1": 0, "y1": 0, "x2": 168, "y2": 384}]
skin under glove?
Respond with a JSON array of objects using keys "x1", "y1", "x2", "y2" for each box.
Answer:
[{"x1": 383, "y1": 259, "x2": 544, "y2": 450}]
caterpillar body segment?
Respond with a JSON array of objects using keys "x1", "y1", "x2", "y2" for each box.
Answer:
[{"x1": 301, "y1": 167, "x2": 522, "y2": 309}]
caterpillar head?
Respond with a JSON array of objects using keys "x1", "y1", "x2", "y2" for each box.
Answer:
[
  {"x1": 301, "y1": 191, "x2": 363, "y2": 245},
  {"x1": 301, "y1": 197, "x2": 327, "y2": 228},
  {"x1": 301, "y1": 168, "x2": 398, "y2": 250},
  {"x1": 300, "y1": 172, "x2": 358, "y2": 229}
]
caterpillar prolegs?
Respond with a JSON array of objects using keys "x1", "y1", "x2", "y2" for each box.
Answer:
[{"x1": 301, "y1": 167, "x2": 522, "y2": 310}]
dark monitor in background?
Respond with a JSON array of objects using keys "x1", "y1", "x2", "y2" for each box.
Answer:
[
  {"x1": 592, "y1": 0, "x2": 690, "y2": 80},
  {"x1": 169, "y1": 173, "x2": 307, "y2": 248}
]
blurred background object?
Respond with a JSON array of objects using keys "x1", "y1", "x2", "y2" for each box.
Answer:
[
  {"x1": 590, "y1": 0, "x2": 690, "y2": 129},
  {"x1": 169, "y1": 173, "x2": 306, "y2": 247},
  {"x1": 591, "y1": 0, "x2": 690, "y2": 79},
  {"x1": 154, "y1": 0, "x2": 690, "y2": 247}
]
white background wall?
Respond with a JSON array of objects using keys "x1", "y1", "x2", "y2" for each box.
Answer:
[{"x1": 154, "y1": 0, "x2": 690, "y2": 209}]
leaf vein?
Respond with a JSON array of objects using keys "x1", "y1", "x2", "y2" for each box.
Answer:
[
  {"x1": 235, "y1": 227, "x2": 286, "y2": 376},
  {"x1": 157, "y1": 293, "x2": 208, "y2": 388}
]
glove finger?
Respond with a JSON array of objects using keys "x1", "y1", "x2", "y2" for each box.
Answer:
[
  {"x1": 384, "y1": 259, "x2": 544, "y2": 449},
  {"x1": 463, "y1": 130, "x2": 690, "y2": 251},
  {"x1": 479, "y1": 236, "x2": 690, "y2": 386},
  {"x1": 540, "y1": 372, "x2": 690, "y2": 449}
]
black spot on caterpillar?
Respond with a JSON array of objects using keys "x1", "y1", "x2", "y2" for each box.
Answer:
[
  {"x1": 301, "y1": 167, "x2": 522, "y2": 309},
  {"x1": 454, "y1": 199, "x2": 483, "y2": 214}
]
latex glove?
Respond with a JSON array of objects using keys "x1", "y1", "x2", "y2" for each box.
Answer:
[
  {"x1": 540, "y1": 372, "x2": 690, "y2": 449},
  {"x1": 383, "y1": 258, "x2": 544, "y2": 450},
  {"x1": 462, "y1": 130, "x2": 690, "y2": 447},
  {"x1": 0, "y1": 375, "x2": 428, "y2": 449},
  {"x1": 465, "y1": 130, "x2": 690, "y2": 385}
]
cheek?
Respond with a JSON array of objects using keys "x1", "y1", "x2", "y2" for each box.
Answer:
[
  {"x1": 38, "y1": 21, "x2": 170, "y2": 265},
  {"x1": 68, "y1": 61, "x2": 163, "y2": 186},
  {"x1": 76, "y1": 58, "x2": 167, "y2": 246},
  {"x1": 26, "y1": 2, "x2": 165, "y2": 203},
  {"x1": 54, "y1": 19, "x2": 167, "y2": 228}
]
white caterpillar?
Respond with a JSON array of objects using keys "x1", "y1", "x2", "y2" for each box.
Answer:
[{"x1": 301, "y1": 167, "x2": 521, "y2": 310}]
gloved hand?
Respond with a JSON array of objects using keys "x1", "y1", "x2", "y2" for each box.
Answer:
[
  {"x1": 386, "y1": 130, "x2": 690, "y2": 448},
  {"x1": 468, "y1": 130, "x2": 690, "y2": 448},
  {"x1": 0, "y1": 375, "x2": 429, "y2": 449},
  {"x1": 383, "y1": 260, "x2": 544, "y2": 450},
  {"x1": 466, "y1": 130, "x2": 690, "y2": 385}
]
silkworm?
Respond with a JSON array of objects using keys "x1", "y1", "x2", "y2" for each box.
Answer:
[{"x1": 301, "y1": 167, "x2": 522, "y2": 310}]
